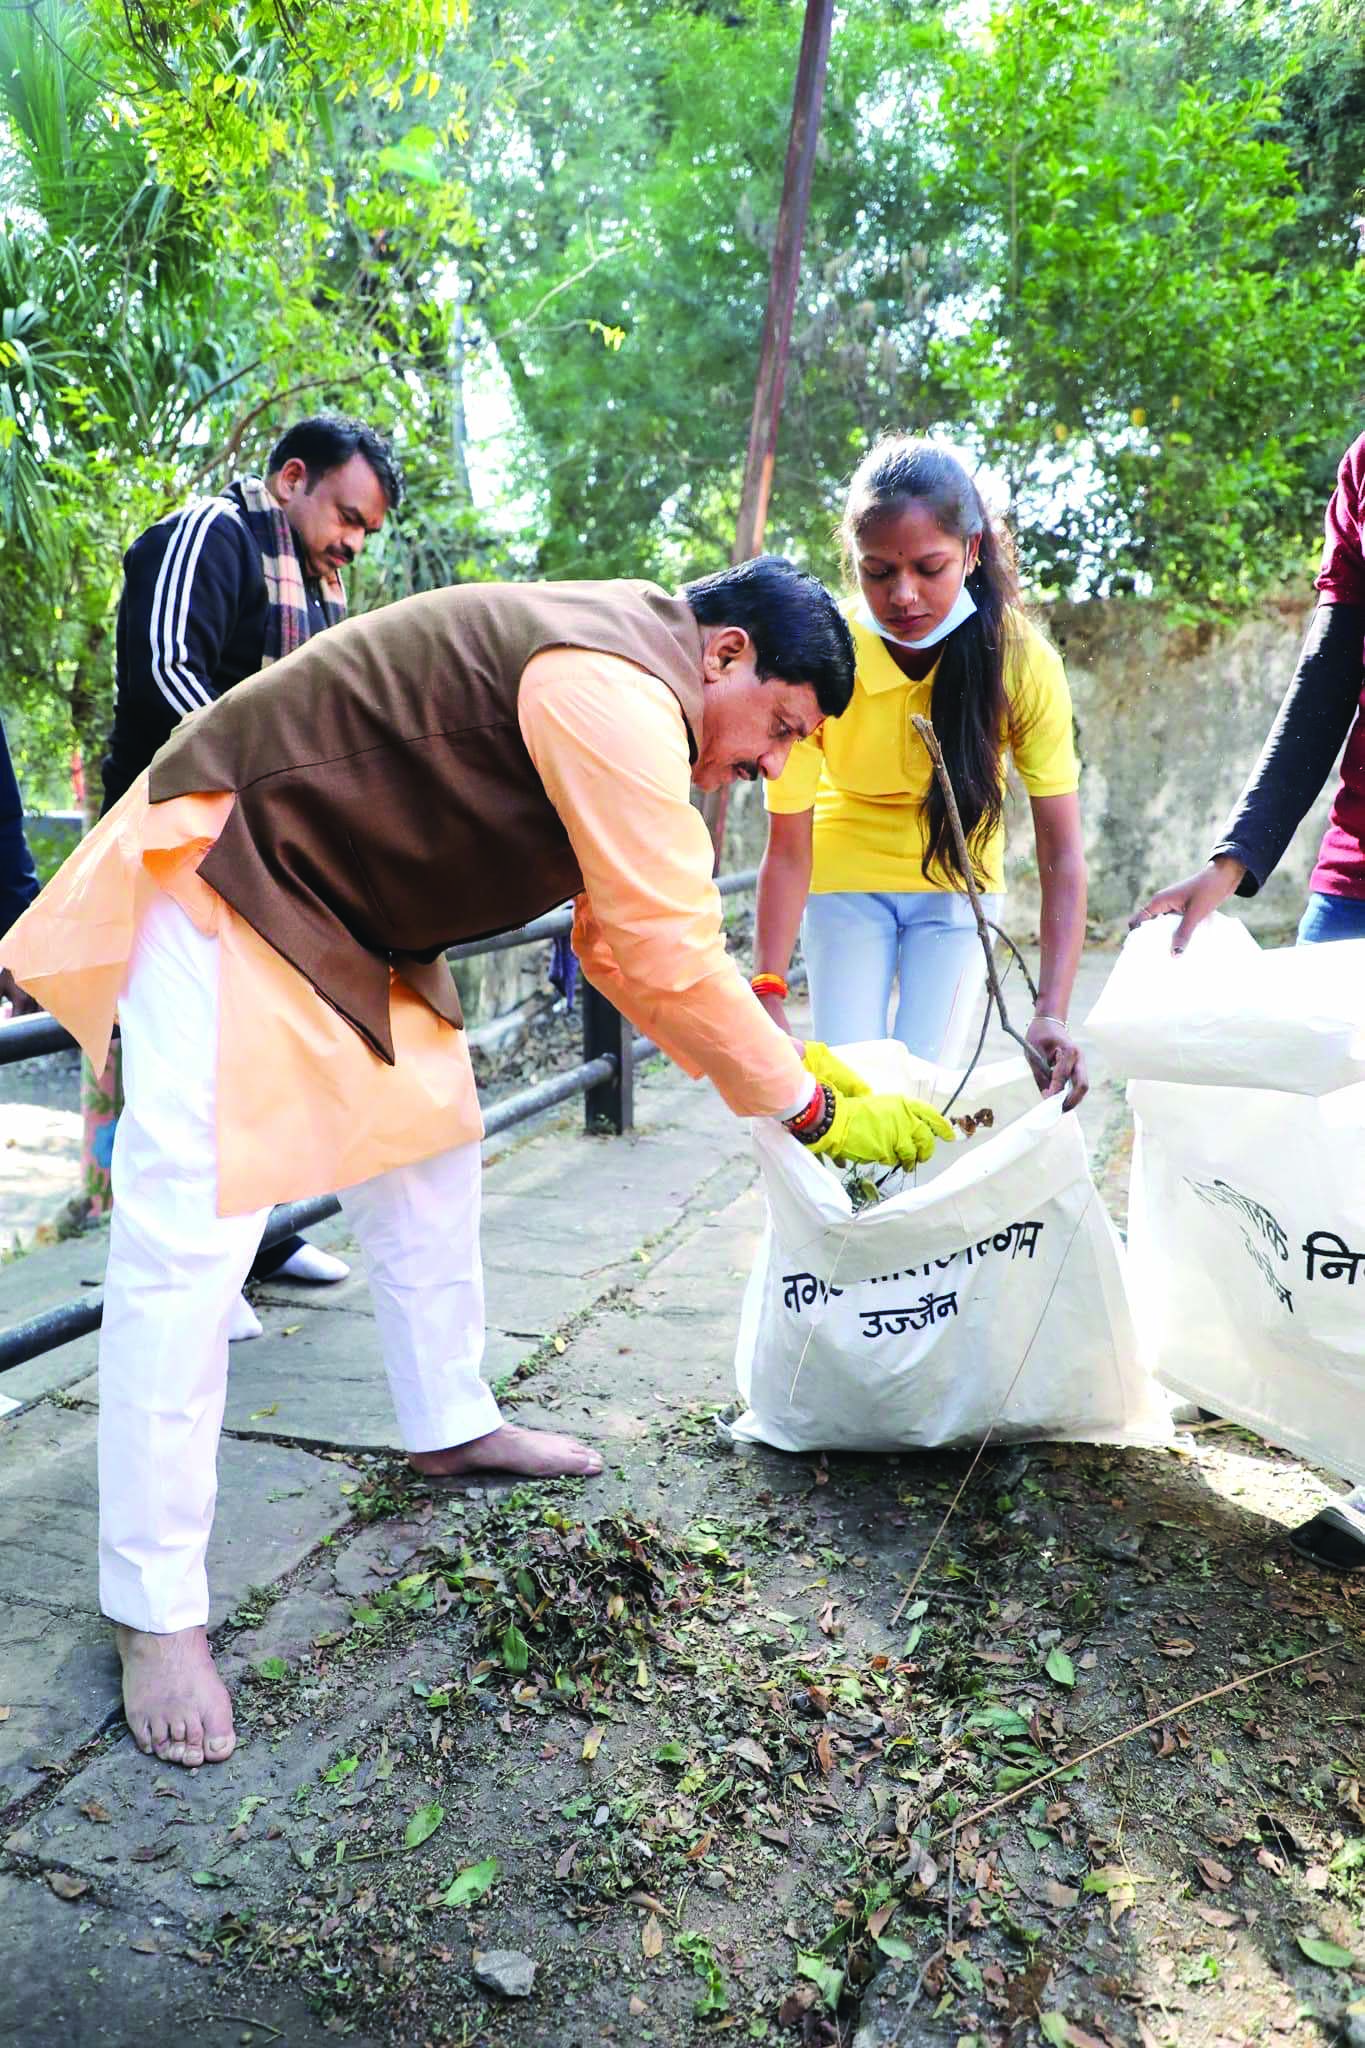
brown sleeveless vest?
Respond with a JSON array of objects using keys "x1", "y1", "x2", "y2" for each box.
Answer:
[{"x1": 148, "y1": 580, "x2": 706, "y2": 1062}]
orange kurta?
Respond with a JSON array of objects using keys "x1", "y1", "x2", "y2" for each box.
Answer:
[{"x1": 2, "y1": 648, "x2": 807, "y2": 1215}]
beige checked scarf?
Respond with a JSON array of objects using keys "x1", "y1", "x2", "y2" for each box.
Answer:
[{"x1": 231, "y1": 475, "x2": 347, "y2": 663}]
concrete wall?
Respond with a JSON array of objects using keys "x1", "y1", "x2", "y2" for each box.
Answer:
[
  {"x1": 1041, "y1": 590, "x2": 1326, "y2": 939},
  {"x1": 725, "y1": 589, "x2": 1335, "y2": 945}
]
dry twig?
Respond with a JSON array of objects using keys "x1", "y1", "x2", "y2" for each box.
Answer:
[
  {"x1": 931, "y1": 1646, "x2": 1325, "y2": 1842},
  {"x1": 910, "y1": 713, "x2": 1049, "y2": 1089}
]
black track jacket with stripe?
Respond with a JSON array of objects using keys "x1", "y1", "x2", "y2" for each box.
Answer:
[{"x1": 99, "y1": 486, "x2": 328, "y2": 813}]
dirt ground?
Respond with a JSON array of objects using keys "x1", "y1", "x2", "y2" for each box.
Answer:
[
  {"x1": 5, "y1": 948, "x2": 1365, "y2": 2048},
  {"x1": 11, "y1": 1394, "x2": 1365, "y2": 2047}
]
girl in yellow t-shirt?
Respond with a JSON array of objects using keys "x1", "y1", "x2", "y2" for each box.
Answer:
[{"x1": 754, "y1": 437, "x2": 1088, "y2": 1105}]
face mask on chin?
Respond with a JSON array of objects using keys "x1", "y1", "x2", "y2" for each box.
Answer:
[{"x1": 854, "y1": 566, "x2": 979, "y2": 651}]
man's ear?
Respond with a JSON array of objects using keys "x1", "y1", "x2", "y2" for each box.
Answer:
[
  {"x1": 700, "y1": 624, "x2": 752, "y2": 680},
  {"x1": 271, "y1": 457, "x2": 309, "y2": 502}
]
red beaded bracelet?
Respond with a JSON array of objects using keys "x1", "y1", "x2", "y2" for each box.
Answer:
[
  {"x1": 750, "y1": 971, "x2": 789, "y2": 1000},
  {"x1": 786, "y1": 1083, "x2": 835, "y2": 1145},
  {"x1": 784, "y1": 1082, "x2": 828, "y2": 1136}
]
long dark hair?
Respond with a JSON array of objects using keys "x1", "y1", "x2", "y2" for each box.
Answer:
[{"x1": 842, "y1": 437, "x2": 1020, "y2": 889}]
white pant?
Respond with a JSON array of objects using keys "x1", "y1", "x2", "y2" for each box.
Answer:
[
  {"x1": 802, "y1": 889, "x2": 1001, "y2": 1065},
  {"x1": 99, "y1": 894, "x2": 500, "y2": 1634}
]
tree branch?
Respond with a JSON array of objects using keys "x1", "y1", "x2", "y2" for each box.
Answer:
[{"x1": 910, "y1": 713, "x2": 1049, "y2": 1089}]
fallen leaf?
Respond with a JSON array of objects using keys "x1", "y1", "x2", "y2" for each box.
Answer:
[
  {"x1": 79, "y1": 1800, "x2": 113, "y2": 1824},
  {"x1": 817, "y1": 1599, "x2": 840, "y2": 1637},
  {"x1": 686, "y1": 1831, "x2": 714, "y2": 1861},
  {"x1": 404, "y1": 1802, "x2": 444, "y2": 1850},
  {"x1": 867, "y1": 1903, "x2": 894, "y2": 1939},
  {"x1": 1256, "y1": 1846, "x2": 1286, "y2": 1877},
  {"x1": 0, "y1": 1707, "x2": 10, "y2": 1723},
  {"x1": 1042, "y1": 1880, "x2": 1080, "y2": 1909},
  {"x1": 1082, "y1": 1865, "x2": 1147, "y2": 1926},
  {"x1": 756, "y1": 1824, "x2": 790, "y2": 1848},
  {"x1": 130, "y1": 1839, "x2": 177, "y2": 1864},
  {"x1": 249, "y1": 1403, "x2": 279, "y2": 1419},
  {"x1": 581, "y1": 1726, "x2": 605, "y2": 1763},
  {"x1": 554, "y1": 1842, "x2": 577, "y2": 1880},
  {"x1": 1296, "y1": 1932, "x2": 1355, "y2": 1969},
  {"x1": 777, "y1": 1984, "x2": 818, "y2": 2024},
  {"x1": 442, "y1": 1857, "x2": 498, "y2": 1908},
  {"x1": 189, "y1": 1870, "x2": 233, "y2": 1889},
  {"x1": 1305, "y1": 1863, "x2": 1330, "y2": 1891},
  {"x1": 128, "y1": 1936, "x2": 158, "y2": 1954},
  {"x1": 641, "y1": 1913, "x2": 664, "y2": 1959},
  {"x1": 46, "y1": 1872, "x2": 88, "y2": 1901},
  {"x1": 1155, "y1": 1636, "x2": 1197, "y2": 1659},
  {"x1": 628, "y1": 1995, "x2": 646, "y2": 2018},
  {"x1": 725, "y1": 1736, "x2": 771, "y2": 1775},
  {"x1": 1194, "y1": 1855, "x2": 1233, "y2": 1890},
  {"x1": 814, "y1": 1727, "x2": 835, "y2": 1777},
  {"x1": 1045, "y1": 1647, "x2": 1076, "y2": 1689},
  {"x1": 1195, "y1": 1905, "x2": 1238, "y2": 1929}
]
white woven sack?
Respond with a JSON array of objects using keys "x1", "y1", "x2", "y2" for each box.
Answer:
[{"x1": 731, "y1": 1042, "x2": 1171, "y2": 1455}]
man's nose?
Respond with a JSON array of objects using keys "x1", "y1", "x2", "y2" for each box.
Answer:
[{"x1": 759, "y1": 735, "x2": 796, "y2": 780}]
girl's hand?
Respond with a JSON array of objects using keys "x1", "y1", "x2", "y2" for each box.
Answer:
[
  {"x1": 1026, "y1": 1013, "x2": 1088, "y2": 1110},
  {"x1": 1129, "y1": 856, "x2": 1246, "y2": 953}
]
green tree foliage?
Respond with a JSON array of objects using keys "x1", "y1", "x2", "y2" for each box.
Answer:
[
  {"x1": 2, "y1": 0, "x2": 1362, "y2": 793},
  {"x1": 0, "y1": 0, "x2": 480, "y2": 801},
  {"x1": 458, "y1": 0, "x2": 1364, "y2": 602},
  {"x1": 927, "y1": 0, "x2": 1365, "y2": 601}
]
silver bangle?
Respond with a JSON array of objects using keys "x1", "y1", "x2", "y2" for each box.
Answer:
[{"x1": 1034, "y1": 1013, "x2": 1067, "y2": 1030}]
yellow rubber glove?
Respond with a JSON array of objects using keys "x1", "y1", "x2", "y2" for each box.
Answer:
[
  {"x1": 807, "y1": 1090, "x2": 956, "y2": 1169},
  {"x1": 801, "y1": 1041, "x2": 873, "y2": 1098}
]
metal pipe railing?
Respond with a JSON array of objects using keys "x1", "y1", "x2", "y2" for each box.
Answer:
[
  {"x1": 0, "y1": 862, "x2": 760, "y2": 1373},
  {"x1": 0, "y1": 870, "x2": 757, "y2": 1067}
]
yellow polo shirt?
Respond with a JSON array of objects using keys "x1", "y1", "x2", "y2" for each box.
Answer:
[{"x1": 764, "y1": 602, "x2": 1078, "y2": 894}]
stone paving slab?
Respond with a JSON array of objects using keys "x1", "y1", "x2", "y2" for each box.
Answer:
[
  {"x1": 0, "y1": 1868, "x2": 381, "y2": 2047},
  {"x1": 6, "y1": 1679, "x2": 401, "y2": 1921},
  {"x1": 0, "y1": 1404, "x2": 360, "y2": 1783}
]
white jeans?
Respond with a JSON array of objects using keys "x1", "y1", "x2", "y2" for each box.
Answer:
[
  {"x1": 99, "y1": 893, "x2": 499, "y2": 1634},
  {"x1": 802, "y1": 889, "x2": 1000, "y2": 1065}
]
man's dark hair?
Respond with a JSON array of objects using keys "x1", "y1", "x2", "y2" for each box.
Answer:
[
  {"x1": 266, "y1": 412, "x2": 404, "y2": 510},
  {"x1": 682, "y1": 555, "x2": 854, "y2": 717}
]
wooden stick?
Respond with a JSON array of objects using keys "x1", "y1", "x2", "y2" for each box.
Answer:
[
  {"x1": 931, "y1": 1647, "x2": 1324, "y2": 1843},
  {"x1": 910, "y1": 714, "x2": 1049, "y2": 1087}
]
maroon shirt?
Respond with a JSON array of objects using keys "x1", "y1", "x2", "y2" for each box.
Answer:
[{"x1": 1311, "y1": 432, "x2": 1365, "y2": 898}]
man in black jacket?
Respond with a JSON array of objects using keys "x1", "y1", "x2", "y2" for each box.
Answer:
[
  {"x1": 0, "y1": 716, "x2": 39, "y2": 1016},
  {"x1": 100, "y1": 412, "x2": 402, "y2": 1289}
]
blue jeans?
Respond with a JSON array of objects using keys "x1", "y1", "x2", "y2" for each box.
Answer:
[
  {"x1": 802, "y1": 889, "x2": 1000, "y2": 1062},
  {"x1": 1297, "y1": 891, "x2": 1365, "y2": 945}
]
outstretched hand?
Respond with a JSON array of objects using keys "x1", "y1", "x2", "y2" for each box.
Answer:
[
  {"x1": 1129, "y1": 856, "x2": 1247, "y2": 954},
  {"x1": 808, "y1": 1090, "x2": 956, "y2": 1170}
]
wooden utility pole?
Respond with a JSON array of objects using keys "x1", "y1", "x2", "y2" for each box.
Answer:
[{"x1": 702, "y1": 0, "x2": 834, "y2": 861}]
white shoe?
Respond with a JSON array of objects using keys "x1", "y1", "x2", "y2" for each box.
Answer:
[
  {"x1": 228, "y1": 1294, "x2": 264, "y2": 1342},
  {"x1": 274, "y1": 1241, "x2": 350, "y2": 1285}
]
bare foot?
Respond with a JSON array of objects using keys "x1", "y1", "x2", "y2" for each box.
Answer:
[
  {"x1": 409, "y1": 1422, "x2": 603, "y2": 1480},
  {"x1": 115, "y1": 1624, "x2": 237, "y2": 1768}
]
